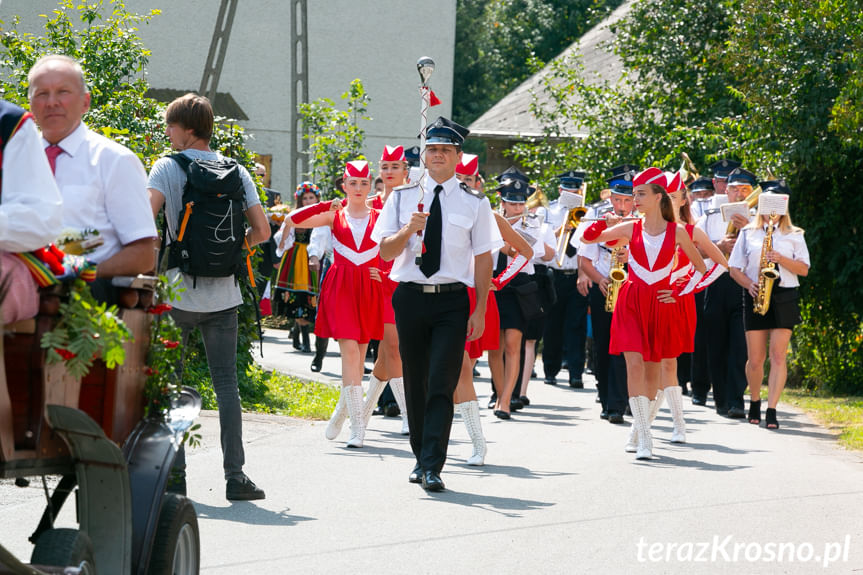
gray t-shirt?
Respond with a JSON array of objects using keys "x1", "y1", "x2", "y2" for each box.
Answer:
[{"x1": 148, "y1": 149, "x2": 260, "y2": 313}]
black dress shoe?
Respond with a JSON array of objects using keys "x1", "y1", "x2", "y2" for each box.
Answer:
[
  {"x1": 422, "y1": 470, "x2": 445, "y2": 492},
  {"x1": 510, "y1": 398, "x2": 524, "y2": 411},
  {"x1": 600, "y1": 410, "x2": 609, "y2": 420},
  {"x1": 727, "y1": 406, "x2": 746, "y2": 419},
  {"x1": 608, "y1": 411, "x2": 625, "y2": 424},
  {"x1": 384, "y1": 401, "x2": 400, "y2": 417},
  {"x1": 408, "y1": 464, "x2": 422, "y2": 484},
  {"x1": 519, "y1": 395, "x2": 530, "y2": 406},
  {"x1": 310, "y1": 358, "x2": 323, "y2": 372},
  {"x1": 473, "y1": 367, "x2": 481, "y2": 378},
  {"x1": 488, "y1": 393, "x2": 497, "y2": 409},
  {"x1": 691, "y1": 396, "x2": 707, "y2": 406},
  {"x1": 372, "y1": 405, "x2": 384, "y2": 416},
  {"x1": 716, "y1": 407, "x2": 729, "y2": 416},
  {"x1": 569, "y1": 379, "x2": 584, "y2": 389},
  {"x1": 493, "y1": 410, "x2": 511, "y2": 420},
  {"x1": 543, "y1": 377, "x2": 557, "y2": 386}
]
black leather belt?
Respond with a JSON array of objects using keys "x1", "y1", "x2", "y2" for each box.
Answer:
[
  {"x1": 402, "y1": 282, "x2": 466, "y2": 294},
  {"x1": 552, "y1": 269, "x2": 578, "y2": 276}
]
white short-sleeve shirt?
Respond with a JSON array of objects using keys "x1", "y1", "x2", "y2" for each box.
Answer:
[
  {"x1": 371, "y1": 175, "x2": 502, "y2": 286},
  {"x1": 728, "y1": 225, "x2": 810, "y2": 288},
  {"x1": 47, "y1": 122, "x2": 157, "y2": 263}
]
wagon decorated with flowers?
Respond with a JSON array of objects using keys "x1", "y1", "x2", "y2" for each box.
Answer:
[{"x1": 0, "y1": 240, "x2": 202, "y2": 575}]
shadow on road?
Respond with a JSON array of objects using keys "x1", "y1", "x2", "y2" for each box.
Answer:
[
  {"x1": 192, "y1": 501, "x2": 317, "y2": 526},
  {"x1": 641, "y1": 454, "x2": 750, "y2": 472},
  {"x1": 420, "y1": 489, "x2": 555, "y2": 518},
  {"x1": 445, "y1": 462, "x2": 577, "y2": 481}
]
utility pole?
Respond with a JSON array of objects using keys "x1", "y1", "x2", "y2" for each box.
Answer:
[
  {"x1": 290, "y1": 0, "x2": 309, "y2": 184},
  {"x1": 200, "y1": 0, "x2": 239, "y2": 107}
]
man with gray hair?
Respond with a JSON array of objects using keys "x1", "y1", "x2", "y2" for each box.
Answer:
[{"x1": 27, "y1": 54, "x2": 157, "y2": 298}]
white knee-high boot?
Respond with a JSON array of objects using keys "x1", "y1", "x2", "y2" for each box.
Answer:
[
  {"x1": 665, "y1": 385, "x2": 687, "y2": 443},
  {"x1": 389, "y1": 377, "x2": 410, "y2": 435},
  {"x1": 456, "y1": 400, "x2": 487, "y2": 466},
  {"x1": 625, "y1": 389, "x2": 664, "y2": 452},
  {"x1": 346, "y1": 385, "x2": 366, "y2": 448},
  {"x1": 362, "y1": 374, "x2": 389, "y2": 426},
  {"x1": 325, "y1": 386, "x2": 348, "y2": 440},
  {"x1": 628, "y1": 396, "x2": 653, "y2": 459}
]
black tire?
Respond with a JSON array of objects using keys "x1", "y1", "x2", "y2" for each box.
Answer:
[
  {"x1": 31, "y1": 528, "x2": 97, "y2": 574},
  {"x1": 148, "y1": 493, "x2": 200, "y2": 575}
]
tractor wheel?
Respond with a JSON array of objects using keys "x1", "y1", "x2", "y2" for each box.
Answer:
[{"x1": 31, "y1": 528, "x2": 97, "y2": 574}]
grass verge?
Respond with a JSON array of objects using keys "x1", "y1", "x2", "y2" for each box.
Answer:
[
  {"x1": 782, "y1": 388, "x2": 863, "y2": 451},
  {"x1": 249, "y1": 369, "x2": 339, "y2": 420}
]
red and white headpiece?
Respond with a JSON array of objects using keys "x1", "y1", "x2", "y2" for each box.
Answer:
[
  {"x1": 665, "y1": 171, "x2": 684, "y2": 193},
  {"x1": 380, "y1": 145, "x2": 406, "y2": 162},
  {"x1": 456, "y1": 153, "x2": 479, "y2": 176},
  {"x1": 344, "y1": 160, "x2": 370, "y2": 179},
  {"x1": 633, "y1": 167, "x2": 667, "y2": 190}
]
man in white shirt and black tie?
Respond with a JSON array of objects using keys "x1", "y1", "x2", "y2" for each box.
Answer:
[{"x1": 372, "y1": 116, "x2": 502, "y2": 491}]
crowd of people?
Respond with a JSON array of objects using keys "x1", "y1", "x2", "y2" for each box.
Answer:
[{"x1": 0, "y1": 52, "x2": 811, "y2": 497}]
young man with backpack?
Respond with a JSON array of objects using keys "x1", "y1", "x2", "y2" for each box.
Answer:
[{"x1": 148, "y1": 93, "x2": 270, "y2": 501}]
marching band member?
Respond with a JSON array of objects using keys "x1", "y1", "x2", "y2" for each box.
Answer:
[
  {"x1": 687, "y1": 176, "x2": 716, "y2": 405},
  {"x1": 577, "y1": 165, "x2": 637, "y2": 424},
  {"x1": 284, "y1": 160, "x2": 384, "y2": 448},
  {"x1": 543, "y1": 171, "x2": 590, "y2": 388},
  {"x1": 695, "y1": 164, "x2": 753, "y2": 417},
  {"x1": 362, "y1": 145, "x2": 411, "y2": 435},
  {"x1": 276, "y1": 181, "x2": 322, "y2": 353},
  {"x1": 728, "y1": 181, "x2": 809, "y2": 430},
  {"x1": 709, "y1": 159, "x2": 740, "y2": 197},
  {"x1": 581, "y1": 167, "x2": 706, "y2": 459}
]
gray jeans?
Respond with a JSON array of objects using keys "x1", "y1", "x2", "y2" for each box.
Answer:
[{"x1": 171, "y1": 306, "x2": 245, "y2": 480}]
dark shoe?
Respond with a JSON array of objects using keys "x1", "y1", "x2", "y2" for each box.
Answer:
[
  {"x1": 519, "y1": 395, "x2": 530, "y2": 406},
  {"x1": 310, "y1": 352, "x2": 324, "y2": 372},
  {"x1": 569, "y1": 378, "x2": 584, "y2": 389},
  {"x1": 383, "y1": 401, "x2": 400, "y2": 417},
  {"x1": 226, "y1": 475, "x2": 266, "y2": 501},
  {"x1": 765, "y1": 407, "x2": 779, "y2": 429},
  {"x1": 608, "y1": 411, "x2": 625, "y2": 424},
  {"x1": 543, "y1": 377, "x2": 557, "y2": 386},
  {"x1": 692, "y1": 396, "x2": 707, "y2": 406},
  {"x1": 716, "y1": 407, "x2": 729, "y2": 416},
  {"x1": 408, "y1": 463, "x2": 423, "y2": 484},
  {"x1": 600, "y1": 410, "x2": 609, "y2": 420},
  {"x1": 291, "y1": 325, "x2": 301, "y2": 351},
  {"x1": 363, "y1": 365, "x2": 372, "y2": 375},
  {"x1": 372, "y1": 405, "x2": 384, "y2": 416},
  {"x1": 625, "y1": 404, "x2": 632, "y2": 416},
  {"x1": 510, "y1": 398, "x2": 524, "y2": 411},
  {"x1": 488, "y1": 393, "x2": 497, "y2": 409},
  {"x1": 494, "y1": 410, "x2": 511, "y2": 420},
  {"x1": 561, "y1": 360, "x2": 569, "y2": 370},
  {"x1": 748, "y1": 400, "x2": 762, "y2": 425},
  {"x1": 473, "y1": 367, "x2": 481, "y2": 378},
  {"x1": 421, "y1": 470, "x2": 445, "y2": 492},
  {"x1": 14, "y1": 477, "x2": 30, "y2": 487},
  {"x1": 681, "y1": 382, "x2": 690, "y2": 396},
  {"x1": 727, "y1": 406, "x2": 746, "y2": 419}
]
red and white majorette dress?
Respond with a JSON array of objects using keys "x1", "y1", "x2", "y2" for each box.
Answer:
[
  {"x1": 666, "y1": 224, "x2": 698, "y2": 355},
  {"x1": 465, "y1": 252, "x2": 529, "y2": 359},
  {"x1": 314, "y1": 208, "x2": 384, "y2": 343},
  {"x1": 370, "y1": 194, "x2": 397, "y2": 325}
]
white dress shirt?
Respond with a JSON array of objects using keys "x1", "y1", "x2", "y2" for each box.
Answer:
[
  {"x1": 371, "y1": 175, "x2": 502, "y2": 286},
  {"x1": 728, "y1": 226, "x2": 810, "y2": 288},
  {"x1": 307, "y1": 225, "x2": 333, "y2": 260},
  {"x1": 0, "y1": 115, "x2": 62, "y2": 252},
  {"x1": 47, "y1": 122, "x2": 157, "y2": 264}
]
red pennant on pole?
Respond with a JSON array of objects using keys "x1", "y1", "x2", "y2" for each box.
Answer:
[{"x1": 429, "y1": 90, "x2": 441, "y2": 107}]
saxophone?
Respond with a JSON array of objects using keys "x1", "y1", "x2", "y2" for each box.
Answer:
[
  {"x1": 605, "y1": 246, "x2": 627, "y2": 312},
  {"x1": 753, "y1": 215, "x2": 780, "y2": 315}
]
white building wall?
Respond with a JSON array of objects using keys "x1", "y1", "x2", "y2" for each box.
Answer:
[{"x1": 0, "y1": 0, "x2": 455, "y2": 194}]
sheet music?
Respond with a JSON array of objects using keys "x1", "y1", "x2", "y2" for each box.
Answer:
[
  {"x1": 559, "y1": 190, "x2": 584, "y2": 210},
  {"x1": 720, "y1": 201, "x2": 749, "y2": 222},
  {"x1": 758, "y1": 192, "x2": 789, "y2": 216}
]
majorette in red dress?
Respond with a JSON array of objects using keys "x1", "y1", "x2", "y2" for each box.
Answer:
[
  {"x1": 314, "y1": 208, "x2": 384, "y2": 343},
  {"x1": 609, "y1": 219, "x2": 683, "y2": 362},
  {"x1": 665, "y1": 223, "x2": 697, "y2": 355}
]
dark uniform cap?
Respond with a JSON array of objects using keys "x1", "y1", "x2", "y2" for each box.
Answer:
[
  {"x1": 425, "y1": 116, "x2": 469, "y2": 145},
  {"x1": 496, "y1": 179, "x2": 529, "y2": 203},
  {"x1": 607, "y1": 164, "x2": 638, "y2": 195},
  {"x1": 726, "y1": 167, "x2": 758, "y2": 187},
  {"x1": 689, "y1": 176, "x2": 715, "y2": 193},
  {"x1": 709, "y1": 159, "x2": 742, "y2": 180},
  {"x1": 558, "y1": 170, "x2": 586, "y2": 190},
  {"x1": 404, "y1": 145, "x2": 420, "y2": 167},
  {"x1": 496, "y1": 166, "x2": 530, "y2": 184},
  {"x1": 759, "y1": 179, "x2": 791, "y2": 195}
]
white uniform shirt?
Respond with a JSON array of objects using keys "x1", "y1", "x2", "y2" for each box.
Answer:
[
  {"x1": 695, "y1": 208, "x2": 726, "y2": 269},
  {"x1": 371, "y1": 175, "x2": 502, "y2": 286},
  {"x1": 0, "y1": 116, "x2": 62, "y2": 252},
  {"x1": 690, "y1": 198, "x2": 712, "y2": 220},
  {"x1": 546, "y1": 199, "x2": 582, "y2": 271},
  {"x1": 47, "y1": 122, "x2": 157, "y2": 263},
  {"x1": 530, "y1": 221, "x2": 556, "y2": 266},
  {"x1": 580, "y1": 241, "x2": 615, "y2": 278},
  {"x1": 728, "y1": 226, "x2": 810, "y2": 288}
]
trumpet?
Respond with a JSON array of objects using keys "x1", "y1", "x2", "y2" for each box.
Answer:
[
  {"x1": 555, "y1": 206, "x2": 587, "y2": 266},
  {"x1": 726, "y1": 186, "x2": 761, "y2": 236}
]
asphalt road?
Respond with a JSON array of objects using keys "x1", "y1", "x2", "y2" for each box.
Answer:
[{"x1": 1, "y1": 328, "x2": 861, "y2": 574}]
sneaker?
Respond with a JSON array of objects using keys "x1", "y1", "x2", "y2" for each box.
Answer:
[{"x1": 226, "y1": 475, "x2": 266, "y2": 501}]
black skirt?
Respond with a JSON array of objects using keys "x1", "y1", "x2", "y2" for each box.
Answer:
[
  {"x1": 497, "y1": 273, "x2": 531, "y2": 332},
  {"x1": 743, "y1": 286, "x2": 801, "y2": 331}
]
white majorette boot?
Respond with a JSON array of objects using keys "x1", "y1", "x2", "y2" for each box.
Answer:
[
  {"x1": 362, "y1": 374, "x2": 388, "y2": 426},
  {"x1": 325, "y1": 386, "x2": 348, "y2": 440},
  {"x1": 625, "y1": 389, "x2": 664, "y2": 452},
  {"x1": 628, "y1": 396, "x2": 653, "y2": 460},
  {"x1": 346, "y1": 385, "x2": 366, "y2": 448},
  {"x1": 456, "y1": 400, "x2": 487, "y2": 466},
  {"x1": 389, "y1": 377, "x2": 410, "y2": 435},
  {"x1": 665, "y1": 385, "x2": 687, "y2": 443}
]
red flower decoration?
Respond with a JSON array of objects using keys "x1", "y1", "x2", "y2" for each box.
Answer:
[
  {"x1": 160, "y1": 339, "x2": 180, "y2": 349},
  {"x1": 147, "y1": 303, "x2": 173, "y2": 315},
  {"x1": 144, "y1": 366, "x2": 159, "y2": 376},
  {"x1": 55, "y1": 348, "x2": 76, "y2": 360}
]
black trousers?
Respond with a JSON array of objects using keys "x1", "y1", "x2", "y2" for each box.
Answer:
[
  {"x1": 703, "y1": 273, "x2": 748, "y2": 411},
  {"x1": 589, "y1": 285, "x2": 628, "y2": 413},
  {"x1": 689, "y1": 290, "x2": 712, "y2": 400},
  {"x1": 542, "y1": 271, "x2": 588, "y2": 381},
  {"x1": 393, "y1": 284, "x2": 469, "y2": 474}
]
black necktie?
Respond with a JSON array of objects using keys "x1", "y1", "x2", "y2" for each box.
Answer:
[{"x1": 420, "y1": 185, "x2": 443, "y2": 277}]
